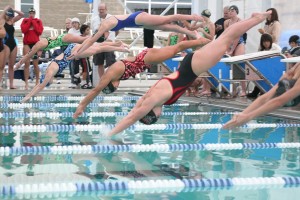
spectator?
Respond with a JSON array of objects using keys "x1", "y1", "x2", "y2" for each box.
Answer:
[
  {"x1": 185, "y1": 77, "x2": 203, "y2": 96},
  {"x1": 0, "y1": 12, "x2": 6, "y2": 89},
  {"x1": 3, "y1": 6, "x2": 24, "y2": 89},
  {"x1": 258, "y1": 8, "x2": 281, "y2": 44},
  {"x1": 247, "y1": 33, "x2": 282, "y2": 98},
  {"x1": 197, "y1": 9, "x2": 215, "y2": 40},
  {"x1": 64, "y1": 18, "x2": 72, "y2": 34},
  {"x1": 68, "y1": 17, "x2": 82, "y2": 88},
  {"x1": 284, "y1": 35, "x2": 300, "y2": 58},
  {"x1": 91, "y1": 3, "x2": 118, "y2": 79},
  {"x1": 144, "y1": 28, "x2": 154, "y2": 48},
  {"x1": 77, "y1": 24, "x2": 93, "y2": 89},
  {"x1": 21, "y1": 7, "x2": 44, "y2": 89},
  {"x1": 68, "y1": 17, "x2": 81, "y2": 36},
  {"x1": 258, "y1": 33, "x2": 281, "y2": 51},
  {"x1": 224, "y1": 5, "x2": 247, "y2": 97},
  {"x1": 215, "y1": 6, "x2": 230, "y2": 39},
  {"x1": 198, "y1": 9, "x2": 215, "y2": 96}
]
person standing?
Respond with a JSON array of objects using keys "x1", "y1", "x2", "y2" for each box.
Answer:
[
  {"x1": 68, "y1": 17, "x2": 81, "y2": 36},
  {"x1": 214, "y1": 6, "x2": 230, "y2": 39},
  {"x1": 68, "y1": 17, "x2": 81, "y2": 88},
  {"x1": 258, "y1": 8, "x2": 281, "y2": 44},
  {"x1": 21, "y1": 7, "x2": 44, "y2": 89},
  {"x1": 0, "y1": 12, "x2": 7, "y2": 89},
  {"x1": 91, "y1": 3, "x2": 118, "y2": 79},
  {"x1": 64, "y1": 18, "x2": 72, "y2": 34},
  {"x1": 3, "y1": 6, "x2": 24, "y2": 89},
  {"x1": 224, "y1": 5, "x2": 247, "y2": 97}
]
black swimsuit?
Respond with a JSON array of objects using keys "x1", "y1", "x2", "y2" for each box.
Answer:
[
  {"x1": 3, "y1": 23, "x2": 16, "y2": 52},
  {"x1": 162, "y1": 53, "x2": 198, "y2": 105}
]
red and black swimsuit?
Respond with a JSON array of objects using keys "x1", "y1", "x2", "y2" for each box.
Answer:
[
  {"x1": 120, "y1": 49, "x2": 151, "y2": 80},
  {"x1": 163, "y1": 53, "x2": 198, "y2": 105}
]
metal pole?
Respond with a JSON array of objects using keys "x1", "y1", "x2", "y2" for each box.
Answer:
[{"x1": 117, "y1": 0, "x2": 133, "y2": 14}]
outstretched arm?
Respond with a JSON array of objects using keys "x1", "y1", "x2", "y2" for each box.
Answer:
[
  {"x1": 73, "y1": 68, "x2": 119, "y2": 118},
  {"x1": 21, "y1": 63, "x2": 58, "y2": 103},
  {"x1": 62, "y1": 34, "x2": 89, "y2": 44},
  {"x1": 15, "y1": 39, "x2": 47, "y2": 69},
  {"x1": 74, "y1": 42, "x2": 129, "y2": 59},
  {"x1": 71, "y1": 21, "x2": 113, "y2": 59},
  {"x1": 223, "y1": 80, "x2": 300, "y2": 129}
]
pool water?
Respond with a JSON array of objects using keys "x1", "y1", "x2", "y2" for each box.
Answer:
[{"x1": 0, "y1": 95, "x2": 299, "y2": 199}]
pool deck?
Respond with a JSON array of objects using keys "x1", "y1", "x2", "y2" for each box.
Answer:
[{"x1": 1, "y1": 78, "x2": 300, "y2": 121}]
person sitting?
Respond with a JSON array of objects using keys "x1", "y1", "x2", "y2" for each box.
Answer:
[
  {"x1": 102, "y1": 11, "x2": 272, "y2": 137},
  {"x1": 284, "y1": 35, "x2": 300, "y2": 59},
  {"x1": 247, "y1": 33, "x2": 281, "y2": 98}
]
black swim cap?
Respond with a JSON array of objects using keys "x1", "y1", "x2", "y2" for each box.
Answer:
[
  {"x1": 275, "y1": 79, "x2": 300, "y2": 107},
  {"x1": 102, "y1": 82, "x2": 117, "y2": 94},
  {"x1": 139, "y1": 110, "x2": 158, "y2": 125}
]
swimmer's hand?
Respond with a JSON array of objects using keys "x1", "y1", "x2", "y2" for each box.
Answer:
[
  {"x1": 222, "y1": 113, "x2": 251, "y2": 129},
  {"x1": 67, "y1": 49, "x2": 80, "y2": 60},
  {"x1": 73, "y1": 104, "x2": 86, "y2": 119},
  {"x1": 20, "y1": 96, "x2": 30, "y2": 103},
  {"x1": 14, "y1": 60, "x2": 23, "y2": 71},
  {"x1": 115, "y1": 40, "x2": 130, "y2": 49}
]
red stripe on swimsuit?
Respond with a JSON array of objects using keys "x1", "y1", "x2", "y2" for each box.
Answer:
[{"x1": 163, "y1": 53, "x2": 197, "y2": 105}]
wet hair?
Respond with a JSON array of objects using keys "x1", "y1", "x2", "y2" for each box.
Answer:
[
  {"x1": 265, "y1": 8, "x2": 279, "y2": 25},
  {"x1": 139, "y1": 110, "x2": 158, "y2": 125},
  {"x1": 102, "y1": 82, "x2": 117, "y2": 94},
  {"x1": 260, "y1": 33, "x2": 273, "y2": 51},
  {"x1": 80, "y1": 24, "x2": 90, "y2": 35}
]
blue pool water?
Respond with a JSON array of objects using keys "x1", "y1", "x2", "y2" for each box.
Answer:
[{"x1": 0, "y1": 95, "x2": 299, "y2": 199}]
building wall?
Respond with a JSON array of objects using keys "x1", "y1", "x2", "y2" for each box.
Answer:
[{"x1": 0, "y1": 0, "x2": 123, "y2": 30}]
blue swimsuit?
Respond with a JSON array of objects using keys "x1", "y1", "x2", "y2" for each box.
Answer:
[
  {"x1": 111, "y1": 11, "x2": 143, "y2": 31},
  {"x1": 53, "y1": 43, "x2": 76, "y2": 75}
]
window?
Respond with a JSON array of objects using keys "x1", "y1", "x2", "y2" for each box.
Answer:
[
  {"x1": 125, "y1": 0, "x2": 191, "y2": 15},
  {"x1": 21, "y1": 0, "x2": 34, "y2": 18},
  {"x1": 15, "y1": 0, "x2": 40, "y2": 18}
]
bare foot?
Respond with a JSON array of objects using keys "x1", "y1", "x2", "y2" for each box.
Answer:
[
  {"x1": 10, "y1": 86, "x2": 17, "y2": 89},
  {"x1": 251, "y1": 11, "x2": 272, "y2": 21}
]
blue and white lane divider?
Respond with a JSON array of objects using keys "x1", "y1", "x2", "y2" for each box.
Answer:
[
  {"x1": 2, "y1": 123, "x2": 300, "y2": 133},
  {"x1": 1, "y1": 176, "x2": 300, "y2": 196},
  {"x1": 0, "y1": 111, "x2": 237, "y2": 119},
  {"x1": 0, "y1": 95, "x2": 141, "y2": 102},
  {"x1": 0, "y1": 102, "x2": 189, "y2": 109},
  {"x1": 1, "y1": 142, "x2": 299, "y2": 156}
]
